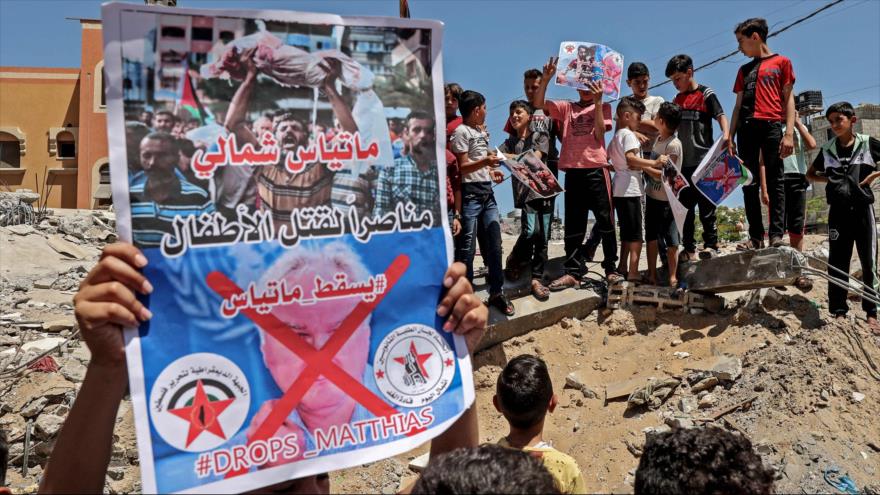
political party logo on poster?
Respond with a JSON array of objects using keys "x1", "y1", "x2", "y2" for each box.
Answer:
[
  {"x1": 150, "y1": 353, "x2": 251, "y2": 452},
  {"x1": 374, "y1": 324, "x2": 455, "y2": 407}
]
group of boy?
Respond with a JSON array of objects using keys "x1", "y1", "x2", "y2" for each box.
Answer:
[{"x1": 443, "y1": 16, "x2": 879, "y2": 331}]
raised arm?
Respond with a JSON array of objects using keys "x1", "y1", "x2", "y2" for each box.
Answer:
[
  {"x1": 796, "y1": 119, "x2": 817, "y2": 150},
  {"x1": 224, "y1": 48, "x2": 259, "y2": 146},
  {"x1": 41, "y1": 243, "x2": 153, "y2": 493},
  {"x1": 590, "y1": 81, "x2": 607, "y2": 141},
  {"x1": 322, "y1": 59, "x2": 358, "y2": 134}
]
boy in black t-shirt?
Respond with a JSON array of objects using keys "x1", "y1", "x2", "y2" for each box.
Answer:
[
  {"x1": 806, "y1": 102, "x2": 880, "y2": 334},
  {"x1": 666, "y1": 54, "x2": 729, "y2": 261}
]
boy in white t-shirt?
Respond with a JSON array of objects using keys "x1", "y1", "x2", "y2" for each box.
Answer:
[{"x1": 609, "y1": 96, "x2": 667, "y2": 281}]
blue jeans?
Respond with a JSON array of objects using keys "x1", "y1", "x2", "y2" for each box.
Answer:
[{"x1": 456, "y1": 182, "x2": 504, "y2": 295}]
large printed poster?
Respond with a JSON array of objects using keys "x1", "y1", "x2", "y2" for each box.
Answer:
[
  {"x1": 101, "y1": 3, "x2": 470, "y2": 493},
  {"x1": 555, "y1": 41, "x2": 624, "y2": 99},
  {"x1": 692, "y1": 137, "x2": 753, "y2": 205}
]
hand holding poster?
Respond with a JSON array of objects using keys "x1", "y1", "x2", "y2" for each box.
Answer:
[
  {"x1": 659, "y1": 161, "x2": 690, "y2": 238},
  {"x1": 497, "y1": 148, "x2": 563, "y2": 205},
  {"x1": 692, "y1": 137, "x2": 753, "y2": 205},
  {"x1": 102, "y1": 3, "x2": 471, "y2": 492},
  {"x1": 555, "y1": 41, "x2": 624, "y2": 99}
]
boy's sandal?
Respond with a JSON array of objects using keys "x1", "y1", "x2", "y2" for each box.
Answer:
[
  {"x1": 531, "y1": 280, "x2": 550, "y2": 301},
  {"x1": 605, "y1": 272, "x2": 625, "y2": 284},
  {"x1": 736, "y1": 239, "x2": 763, "y2": 252},
  {"x1": 549, "y1": 274, "x2": 580, "y2": 292},
  {"x1": 673, "y1": 281, "x2": 687, "y2": 298}
]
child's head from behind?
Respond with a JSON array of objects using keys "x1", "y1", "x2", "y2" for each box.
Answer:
[
  {"x1": 734, "y1": 18, "x2": 769, "y2": 57},
  {"x1": 494, "y1": 354, "x2": 555, "y2": 430},
  {"x1": 508, "y1": 100, "x2": 532, "y2": 133},
  {"x1": 459, "y1": 90, "x2": 487, "y2": 124},
  {"x1": 654, "y1": 101, "x2": 682, "y2": 137},
  {"x1": 665, "y1": 54, "x2": 694, "y2": 93},
  {"x1": 412, "y1": 444, "x2": 559, "y2": 494},
  {"x1": 626, "y1": 62, "x2": 650, "y2": 99},
  {"x1": 634, "y1": 426, "x2": 774, "y2": 495},
  {"x1": 616, "y1": 96, "x2": 646, "y2": 132},
  {"x1": 825, "y1": 101, "x2": 857, "y2": 138}
]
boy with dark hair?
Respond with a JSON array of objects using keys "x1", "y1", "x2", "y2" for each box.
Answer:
[
  {"x1": 666, "y1": 54, "x2": 729, "y2": 261},
  {"x1": 451, "y1": 90, "x2": 514, "y2": 316},
  {"x1": 500, "y1": 101, "x2": 553, "y2": 300},
  {"x1": 644, "y1": 102, "x2": 684, "y2": 287},
  {"x1": 634, "y1": 426, "x2": 775, "y2": 495},
  {"x1": 806, "y1": 101, "x2": 880, "y2": 333},
  {"x1": 533, "y1": 56, "x2": 617, "y2": 289},
  {"x1": 729, "y1": 17, "x2": 797, "y2": 251},
  {"x1": 445, "y1": 82, "x2": 464, "y2": 142},
  {"x1": 412, "y1": 444, "x2": 560, "y2": 495},
  {"x1": 494, "y1": 355, "x2": 586, "y2": 494},
  {"x1": 504, "y1": 70, "x2": 563, "y2": 286},
  {"x1": 609, "y1": 97, "x2": 668, "y2": 281}
]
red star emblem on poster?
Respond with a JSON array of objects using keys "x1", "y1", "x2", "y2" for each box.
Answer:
[
  {"x1": 375, "y1": 370, "x2": 385, "y2": 380},
  {"x1": 444, "y1": 358, "x2": 454, "y2": 367},
  {"x1": 393, "y1": 341, "x2": 433, "y2": 378},
  {"x1": 565, "y1": 44, "x2": 575, "y2": 53},
  {"x1": 168, "y1": 379, "x2": 235, "y2": 448}
]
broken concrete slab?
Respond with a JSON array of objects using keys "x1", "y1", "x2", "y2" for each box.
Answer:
[
  {"x1": 477, "y1": 287, "x2": 601, "y2": 352},
  {"x1": 408, "y1": 452, "x2": 430, "y2": 472},
  {"x1": 606, "y1": 376, "x2": 654, "y2": 401},
  {"x1": 681, "y1": 247, "x2": 808, "y2": 293},
  {"x1": 5, "y1": 224, "x2": 35, "y2": 236},
  {"x1": 47, "y1": 234, "x2": 90, "y2": 260},
  {"x1": 42, "y1": 316, "x2": 75, "y2": 333},
  {"x1": 687, "y1": 356, "x2": 743, "y2": 383},
  {"x1": 21, "y1": 337, "x2": 65, "y2": 353}
]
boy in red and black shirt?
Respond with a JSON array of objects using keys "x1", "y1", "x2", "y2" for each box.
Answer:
[
  {"x1": 729, "y1": 17, "x2": 796, "y2": 250},
  {"x1": 666, "y1": 54, "x2": 729, "y2": 261}
]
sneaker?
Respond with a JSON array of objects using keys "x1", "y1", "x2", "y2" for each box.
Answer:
[
  {"x1": 769, "y1": 237, "x2": 786, "y2": 248},
  {"x1": 488, "y1": 293, "x2": 515, "y2": 316}
]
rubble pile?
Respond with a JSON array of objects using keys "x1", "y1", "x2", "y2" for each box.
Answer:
[{"x1": 0, "y1": 208, "x2": 140, "y2": 492}]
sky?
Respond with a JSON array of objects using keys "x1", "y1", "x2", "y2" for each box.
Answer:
[{"x1": 2, "y1": 0, "x2": 879, "y2": 215}]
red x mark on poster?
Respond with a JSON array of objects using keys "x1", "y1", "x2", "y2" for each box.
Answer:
[{"x1": 205, "y1": 253, "x2": 423, "y2": 479}]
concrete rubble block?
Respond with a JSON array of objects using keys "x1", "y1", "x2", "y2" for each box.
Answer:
[
  {"x1": 21, "y1": 337, "x2": 65, "y2": 353},
  {"x1": 710, "y1": 356, "x2": 743, "y2": 382},
  {"x1": 42, "y1": 316, "x2": 76, "y2": 333},
  {"x1": 408, "y1": 452, "x2": 430, "y2": 472},
  {"x1": 6, "y1": 373, "x2": 75, "y2": 412},
  {"x1": 0, "y1": 190, "x2": 40, "y2": 205},
  {"x1": 678, "y1": 396, "x2": 698, "y2": 414},
  {"x1": 681, "y1": 247, "x2": 808, "y2": 293},
  {"x1": 34, "y1": 405, "x2": 69, "y2": 440},
  {"x1": 6, "y1": 224, "x2": 35, "y2": 236},
  {"x1": 698, "y1": 393, "x2": 718, "y2": 409},
  {"x1": 33, "y1": 278, "x2": 57, "y2": 290},
  {"x1": 564, "y1": 370, "x2": 599, "y2": 399},
  {"x1": 691, "y1": 376, "x2": 719, "y2": 394},
  {"x1": 46, "y1": 234, "x2": 90, "y2": 260},
  {"x1": 20, "y1": 396, "x2": 48, "y2": 419}
]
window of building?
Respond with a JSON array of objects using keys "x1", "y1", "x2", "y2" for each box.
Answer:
[
  {"x1": 101, "y1": 66, "x2": 107, "y2": 107},
  {"x1": 161, "y1": 26, "x2": 185, "y2": 39},
  {"x1": 191, "y1": 27, "x2": 212, "y2": 41},
  {"x1": 219, "y1": 30, "x2": 235, "y2": 43},
  {"x1": 0, "y1": 134, "x2": 21, "y2": 168},
  {"x1": 57, "y1": 131, "x2": 76, "y2": 159}
]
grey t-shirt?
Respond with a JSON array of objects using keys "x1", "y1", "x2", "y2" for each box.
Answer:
[
  {"x1": 645, "y1": 134, "x2": 683, "y2": 201},
  {"x1": 451, "y1": 124, "x2": 492, "y2": 183},
  {"x1": 639, "y1": 95, "x2": 665, "y2": 154}
]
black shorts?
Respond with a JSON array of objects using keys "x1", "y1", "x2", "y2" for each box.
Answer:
[
  {"x1": 784, "y1": 173, "x2": 807, "y2": 236},
  {"x1": 614, "y1": 196, "x2": 643, "y2": 242},
  {"x1": 645, "y1": 196, "x2": 680, "y2": 247}
]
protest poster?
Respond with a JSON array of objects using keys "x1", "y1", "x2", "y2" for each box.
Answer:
[
  {"x1": 659, "y1": 162, "x2": 690, "y2": 238},
  {"x1": 555, "y1": 41, "x2": 624, "y2": 99},
  {"x1": 497, "y1": 148, "x2": 563, "y2": 206},
  {"x1": 101, "y1": 3, "x2": 470, "y2": 492},
  {"x1": 692, "y1": 137, "x2": 753, "y2": 205}
]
